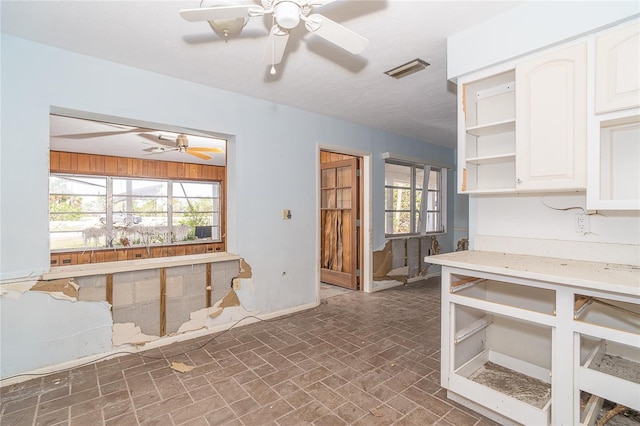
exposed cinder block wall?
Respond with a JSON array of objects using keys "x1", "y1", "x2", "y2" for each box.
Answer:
[{"x1": 75, "y1": 260, "x2": 240, "y2": 336}]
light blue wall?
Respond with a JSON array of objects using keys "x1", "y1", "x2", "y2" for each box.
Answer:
[{"x1": 0, "y1": 35, "x2": 455, "y2": 377}]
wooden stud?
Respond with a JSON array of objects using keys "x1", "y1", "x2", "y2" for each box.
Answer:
[
  {"x1": 106, "y1": 273, "x2": 113, "y2": 307},
  {"x1": 160, "y1": 268, "x2": 166, "y2": 336}
]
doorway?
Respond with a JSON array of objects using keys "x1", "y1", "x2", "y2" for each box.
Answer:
[{"x1": 319, "y1": 150, "x2": 363, "y2": 290}]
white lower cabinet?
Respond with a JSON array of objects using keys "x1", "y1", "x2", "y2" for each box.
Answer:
[{"x1": 431, "y1": 251, "x2": 639, "y2": 425}]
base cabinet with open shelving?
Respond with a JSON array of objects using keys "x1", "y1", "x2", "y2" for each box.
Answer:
[{"x1": 429, "y1": 251, "x2": 639, "y2": 426}]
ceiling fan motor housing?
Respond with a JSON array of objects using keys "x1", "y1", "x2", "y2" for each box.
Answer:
[
  {"x1": 274, "y1": 1, "x2": 302, "y2": 29},
  {"x1": 176, "y1": 134, "x2": 189, "y2": 151}
]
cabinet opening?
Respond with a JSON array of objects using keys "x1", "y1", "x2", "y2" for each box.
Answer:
[{"x1": 451, "y1": 274, "x2": 556, "y2": 315}]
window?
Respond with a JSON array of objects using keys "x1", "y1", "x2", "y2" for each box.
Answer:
[
  {"x1": 384, "y1": 161, "x2": 446, "y2": 236},
  {"x1": 49, "y1": 174, "x2": 221, "y2": 251}
]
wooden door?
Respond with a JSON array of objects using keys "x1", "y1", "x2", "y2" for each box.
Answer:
[{"x1": 320, "y1": 158, "x2": 359, "y2": 289}]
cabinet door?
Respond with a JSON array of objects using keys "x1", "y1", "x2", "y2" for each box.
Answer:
[
  {"x1": 595, "y1": 21, "x2": 640, "y2": 114},
  {"x1": 515, "y1": 43, "x2": 587, "y2": 191}
]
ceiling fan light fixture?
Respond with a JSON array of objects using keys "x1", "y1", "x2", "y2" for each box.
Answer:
[
  {"x1": 208, "y1": 17, "x2": 247, "y2": 38},
  {"x1": 201, "y1": 0, "x2": 248, "y2": 39},
  {"x1": 384, "y1": 58, "x2": 430, "y2": 79}
]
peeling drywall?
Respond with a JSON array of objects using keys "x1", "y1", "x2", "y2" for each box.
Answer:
[
  {"x1": 234, "y1": 258, "x2": 257, "y2": 310},
  {"x1": 238, "y1": 258, "x2": 252, "y2": 278},
  {"x1": 31, "y1": 278, "x2": 79, "y2": 300},
  {"x1": 177, "y1": 288, "x2": 258, "y2": 334},
  {"x1": 112, "y1": 322, "x2": 159, "y2": 347}
]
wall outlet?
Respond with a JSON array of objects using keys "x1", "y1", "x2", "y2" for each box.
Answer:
[
  {"x1": 232, "y1": 278, "x2": 241, "y2": 291},
  {"x1": 575, "y1": 213, "x2": 590, "y2": 234},
  {"x1": 282, "y1": 209, "x2": 291, "y2": 220}
]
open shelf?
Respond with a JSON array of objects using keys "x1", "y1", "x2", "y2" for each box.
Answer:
[
  {"x1": 466, "y1": 153, "x2": 516, "y2": 165},
  {"x1": 451, "y1": 349, "x2": 551, "y2": 425},
  {"x1": 579, "y1": 336, "x2": 640, "y2": 411},
  {"x1": 466, "y1": 119, "x2": 516, "y2": 137}
]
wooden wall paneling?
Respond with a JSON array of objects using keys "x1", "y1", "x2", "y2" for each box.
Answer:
[
  {"x1": 58, "y1": 152, "x2": 73, "y2": 171},
  {"x1": 131, "y1": 158, "x2": 144, "y2": 176},
  {"x1": 106, "y1": 274, "x2": 113, "y2": 307},
  {"x1": 127, "y1": 248, "x2": 147, "y2": 260},
  {"x1": 94, "y1": 251, "x2": 106, "y2": 264},
  {"x1": 117, "y1": 157, "x2": 128, "y2": 175},
  {"x1": 93, "y1": 155, "x2": 105, "y2": 174},
  {"x1": 103, "y1": 250, "x2": 117, "y2": 263},
  {"x1": 160, "y1": 268, "x2": 166, "y2": 336},
  {"x1": 50, "y1": 151, "x2": 60, "y2": 171},
  {"x1": 175, "y1": 245, "x2": 187, "y2": 256},
  {"x1": 77, "y1": 153, "x2": 92, "y2": 173},
  {"x1": 216, "y1": 166, "x2": 225, "y2": 180},
  {"x1": 104, "y1": 156, "x2": 118, "y2": 175},
  {"x1": 59, "y1": 252, "x2": 77, "y2": 266},
  {"x1": 77, "y1": 251, "x2": 92, "y2": 265},
  {"x1": 117, "y1": 250, "x2": 128, "y2": 262}
]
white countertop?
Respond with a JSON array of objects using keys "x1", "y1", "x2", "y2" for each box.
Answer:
[
  {"x1": 427, "y1": 250, "x2": 640, "y2": 296},
  {"x1": 42, "y1": 252, "x2": 241, "y2": 280}
]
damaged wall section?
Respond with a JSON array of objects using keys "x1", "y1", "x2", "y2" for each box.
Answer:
[{"x1": 76, "y1": 260, "x2": 240, "y2": 337}]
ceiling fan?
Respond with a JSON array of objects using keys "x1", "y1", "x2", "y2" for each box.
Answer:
[
  {"x1": 179, "y1": 0, "x2": 369, "y2": 72},
  {"x1": 143, "y1": 134, "x2": 224, "y2": 161}
]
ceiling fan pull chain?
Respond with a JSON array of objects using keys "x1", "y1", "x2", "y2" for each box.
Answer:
[{"x1": 270, "y1": 14, "x2": 277, "y2": 75}]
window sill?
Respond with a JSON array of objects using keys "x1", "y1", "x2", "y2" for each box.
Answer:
[{"x1": 43, "y1": 252, "x2": 240, "y2": 280}]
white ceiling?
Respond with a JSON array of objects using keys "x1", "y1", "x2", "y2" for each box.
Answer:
[{"x1": 1, "y1": 0, "x2": 525, "y2": 153}]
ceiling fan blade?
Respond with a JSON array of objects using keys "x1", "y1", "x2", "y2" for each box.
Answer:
[
  {"x1": 187, "y1": 150, "x2": 212, "y2": 161},
  {"x1": 264, "y1": 25, "x2": 290, "y2": 65},
  {"x1": 138, "y1": 133, "x2": 177, "y2": 148},
  {"x1": 304, "y1": 14, "x2": 369, "y2": 54},
  {"x1": 179, "y1": 5, "x2": 262, "y2": 22},
  {"x1": 306, "y1": 0, "x2": 338, "y2": 7},
  {"x1": 55, "y1": 128, "x2": 148, "y2": 139},
  {"x1": 143, "y1": 146, "x2": 178, "y2": 154},
  {"x1": 189, "y1": 147, "x2": 225, "y2": 153}
]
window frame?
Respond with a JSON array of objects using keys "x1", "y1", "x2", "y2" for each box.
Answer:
[
  {"x1": 384, "y1": 160, "x2": 447, "y2": 237},
  {"x1": 49, "y1": 173, "x2": 222, "y2": 252}
]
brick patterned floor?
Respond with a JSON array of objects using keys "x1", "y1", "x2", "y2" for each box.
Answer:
[{"x1": 0, "y1": 278, "x2": 499, "y2": 425}]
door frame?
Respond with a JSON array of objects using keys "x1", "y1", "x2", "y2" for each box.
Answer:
[{"x1": 316, "y1": 145, "x2": 372, "y2": 301}]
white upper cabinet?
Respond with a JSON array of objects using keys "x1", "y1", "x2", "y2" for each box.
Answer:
[
  {"x1": 515, "y1": 43, "x2": 587, "y2": 191},
  {"x1": 595, "y1": 21, "x2": 640, "y2": 114},
  {"x1": 587, "y1": 20, "x2": 640, "y2": 210},
  {"x1": 459, "y1": 70, "x2": 516, "y2": 193},
  {"x1": 458, "y1": 43, "x2": 587, "y2": 194}
]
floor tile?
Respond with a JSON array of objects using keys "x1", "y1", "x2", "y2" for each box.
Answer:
[{"x1": 0, "y1": 278, "x2": 501, "y2": 426}]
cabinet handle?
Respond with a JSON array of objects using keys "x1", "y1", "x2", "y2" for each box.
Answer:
[{"x1": 516, "y1": 178, "x2": 522, "y2": 184}]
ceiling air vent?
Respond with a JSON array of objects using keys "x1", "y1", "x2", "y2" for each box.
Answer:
[{"x1": 384, "y1": 58, "x2": 430, "y2": 79}]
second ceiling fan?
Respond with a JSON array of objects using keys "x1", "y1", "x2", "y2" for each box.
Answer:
[{"x1": 180, "y1": 0, "x2": 369, "y2": 71}]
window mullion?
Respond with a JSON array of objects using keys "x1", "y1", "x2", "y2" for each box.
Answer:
[
  {"x1": 168, "y1": 180, "x2": 174, "y2": 243},
  {"x1": 106, "y1": 176, "x2": 113, "y2": 247}
]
